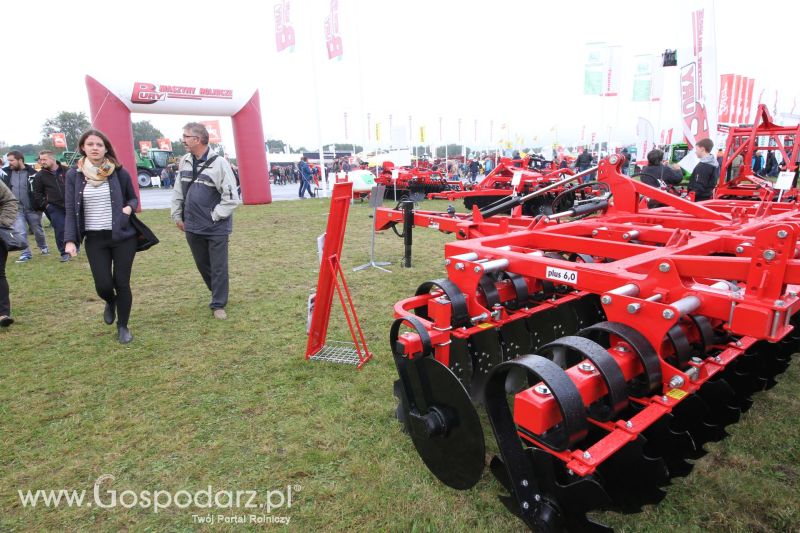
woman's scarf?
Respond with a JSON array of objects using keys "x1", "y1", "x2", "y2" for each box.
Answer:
[{"x1": 79, "y1": 157, "x2": 116, "y2": 187}]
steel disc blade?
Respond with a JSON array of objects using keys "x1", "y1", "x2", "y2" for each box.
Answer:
[
  {"x1": 405, "y1": 357, "x2": 486, "y2": 490},
  {"x1": 698, "y1": 379, "x2": 741, "y2": 427}
]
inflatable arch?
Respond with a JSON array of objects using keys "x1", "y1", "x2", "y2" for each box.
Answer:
[{"x1": 85, "y1": 75, "x2": 271, "y2": 206}]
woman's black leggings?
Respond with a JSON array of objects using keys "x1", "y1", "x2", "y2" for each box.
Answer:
[{"x1": 84, "y1": 231, "x2": 137, "y2": 328}]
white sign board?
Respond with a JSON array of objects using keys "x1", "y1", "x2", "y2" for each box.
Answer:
[
  {"x1": 678, "y1": 151, "x2": 700, "y2": 173},
  {"x1": 512, "y1": 171, "x2": 523, "y2": 187},
  {"x1": 775, "y1": 171, "x2": 795, "y2": 191}
]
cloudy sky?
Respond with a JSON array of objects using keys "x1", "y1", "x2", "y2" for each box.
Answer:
[{"x1": 2, "y1": 0, "x2": 798, "y2": 155}]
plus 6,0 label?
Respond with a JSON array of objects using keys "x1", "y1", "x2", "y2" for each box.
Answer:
[{"x1": 545, "y1": 266, "x2": 578, "y2": 284}]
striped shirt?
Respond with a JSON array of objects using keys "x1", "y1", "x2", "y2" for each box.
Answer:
[{"x1": 83, "y1": 182, "x2": 113, "y2": 231}]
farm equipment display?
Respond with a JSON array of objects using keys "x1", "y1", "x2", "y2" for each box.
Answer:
[
  {"x1": 375, "y1": 161, "x2": 463, "y2": 198},
  {"x1": 388, "y1": 154, "x2": 800, "y2": 531},
  {"x1": 715, "y1": 104, "x2": 800, "y2": 201},
  {"x1": 429, "y1": 158, "x2": 580, "y2": 216}
]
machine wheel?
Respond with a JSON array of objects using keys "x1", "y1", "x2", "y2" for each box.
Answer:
[{"x1": 137, "y1": 171, "x2": 152, "y2": 187}]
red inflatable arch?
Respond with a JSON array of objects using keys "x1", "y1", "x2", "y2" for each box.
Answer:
[{"x1": 85, "y1": 75, "x2": 271, "y2": 207}]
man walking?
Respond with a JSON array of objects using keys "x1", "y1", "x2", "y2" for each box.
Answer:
[
  {"x1": 171, "y1": 123, "x2": 240, "y2": 319},
  {"x1": 2, "y1": 151, "x2": 47, "y2": 262},
  {"x1": 34, "y1": 150, "x2": 71, "y2": 261},
  {"x1": 298, "y1": 156, "x2": 315, "y2": 198}
]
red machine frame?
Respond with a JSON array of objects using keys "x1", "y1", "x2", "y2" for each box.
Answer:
[{"x1": 389, "y1": 154, "x2": 800, "y2": 530}]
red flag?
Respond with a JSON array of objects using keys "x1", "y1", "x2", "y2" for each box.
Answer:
[
  {"x1": 324, "y1": 0, "x2": 343, "y2": 60},
  {"x1": 200, "y1": 120, "x2": 222, "y2": 143},
  {"x1": 274, "y1": 1, "x2": 295, "y2": 52},
  {"x1": 718, "y1": 74, "x2": 734, "y2": 123},
  {"x1": 157, "y1": 138, "x2": 172, "y2": 151},
  {"x1": 743, "y1": 78, "x2": 755, "y2": 123},
  {"x1": 50, "y1": 133, "x2": 67, "y2": 148},
  {"x1": 139, "y1": 141, "x2": 152, "y2": 153}
]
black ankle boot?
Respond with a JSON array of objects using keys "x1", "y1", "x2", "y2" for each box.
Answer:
[
  {"x1": 104, "y1": 300, "x2": 115, "y2": 325},
  {"x1": 118, "y1": 325, "x2": 133, "y2": 344}
]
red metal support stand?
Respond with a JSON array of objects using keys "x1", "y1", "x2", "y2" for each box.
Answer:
[{"x1": 305, "y1": 181, "x2": 372, "y2": 368}]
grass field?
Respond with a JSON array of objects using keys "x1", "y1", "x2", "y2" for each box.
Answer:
[{"x1": 1, "y1": 197, "x2": 799, "y2": 532}]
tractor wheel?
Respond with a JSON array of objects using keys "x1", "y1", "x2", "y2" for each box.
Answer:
[{"x1": 137, "y1": 171, "x2": 152, "y2": 188}]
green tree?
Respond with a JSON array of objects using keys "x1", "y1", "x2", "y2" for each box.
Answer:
[
  {"x1": 170, "y1": 140, "x2": 187, "y2": 157},
  {"x1": 266, "y1": 139, "x2": 287, "y2": 153},
  {"x1": 40, "y1": 111, "x2": 90, "y2": 151},
  {"x1": 131, "y1": 121, "x2": 164, "y2": 146}
]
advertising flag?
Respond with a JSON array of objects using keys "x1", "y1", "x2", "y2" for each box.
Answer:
[
  {"x1": 679, "y1": 7, "x2": 717, "y2": 147},
  {"x1": 274, "y1": 1, "x2": 295, "y2": 52},
  {"x1": 584, "y1": 43, "x2": 605, "y2": 96},
  {"x1": 50, "y1": 133, "x2": 67, "y2": 148},
  {"x1": 139, "y1": 141, "x2": 152, "y2": 153},
  {"x1": 325, "y1": 0, "x2": 343, "y2": 60},
  {"x1": 157, "y1": 138, "x2": 172, "y2": 151},
  {"x1": 718, "y1": 73, "x2": 734, "y2": 123},
  {"x1": 200, "y1": 120, "x2": 222, "y2": 143}
]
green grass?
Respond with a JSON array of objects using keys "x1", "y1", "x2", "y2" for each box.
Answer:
[{"x1": 1, "y1": 198, "x2": 799, "y2": 532}]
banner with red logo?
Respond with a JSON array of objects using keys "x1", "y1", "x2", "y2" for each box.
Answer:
[
  {"x1": 157, "y1": 138, "x2": 172, "y2": 151},
  {"x1": 718, "y1": 74, "x2": 756, "y2": 125},
  {"x1": 200, "y1": 120, "x2": 223, "y2": 143},
  {"x1": 325, "y1": 0, "x2": 343, "y2": 60},
  {"x1": 680, "y1": 7, "x2": 717, "y2": 147},
  {"x1": 274, "y1": 1, "x2": 295, "y2": 52},
  {"x1": 139, "y1": 141, "x2": 152, "y2": 153},
  {"x1": 50, "y1": 133, "x2": 67, "y2": 148}
]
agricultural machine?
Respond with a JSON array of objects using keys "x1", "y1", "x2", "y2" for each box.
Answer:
[
  {"x1": 715, "y1": 104, "x2": 800, "y2": 202},
  {"x1": 375, "y1": 161, "x2": 463, "y2": 198},
  {"x1": 135, "y1": 148, "x2": 173, "y2": 187},
  {"x1": 429, "y1": 158, "x2": 581, "y2": 216},
  {"x1": 388, "y1": 154, "x2": 799, "y2": 531}
]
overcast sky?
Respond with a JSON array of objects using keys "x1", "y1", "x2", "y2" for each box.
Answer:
[{"x1": 2, "y1": 0, "x2": 798, "y2": 155}]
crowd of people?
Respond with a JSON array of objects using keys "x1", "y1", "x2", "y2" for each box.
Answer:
[{"x1": 0, "y1": 122, "x2": 240, "y2": 342}]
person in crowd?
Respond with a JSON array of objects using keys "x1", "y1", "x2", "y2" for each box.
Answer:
[
  {"x1": 171, "y1": 122, "x2": 239, "y2": 320},
  {"x1": 298, "y1": 156, "x2": 315, "y2": 198},
  {"x1": 639, "y1": 149, "x2": 684, "y2": 208},
  {"x1": 2, "y1": 151, "x2": 48, "y2": 262},
  {"x1": 342, "y1": 158, "x2": 351, "y2": 173},
  {"x1": 575, "y1": 149, "x2": 593, "y2": 182},
  {"x1": 64, "y1": 130, "x2": 139, "y2": 344},
  {"x1": 0, "y1": 179, "x2": 19, "y2": 327},
  {"x1": 730, "y1": 152, "x2": 744, "y2": 179},
  {"x1": 687, "y1": 138, "x2": 718, "y2": 202},
  {"x1": 160, "y1": 163, "x2": 177, "y2": 189},
  {"x1": 715, "y1": 149, "x2": 724, "y2": 179},
  {"x1": 483, "y1": 156, "x2": 494, "y2": 174},
  {"x1": 468, "y1": 158, "x2": 479, "y2": 183},
  {"x1": 752, "y1": 150, "x2": 765, "y2": 173},
  {"x1": 764, "y1": 151, "x2": 779, "y2": 177},
  {"x1": 34, "y1": 150, "x2": 71, "y2": 261}
]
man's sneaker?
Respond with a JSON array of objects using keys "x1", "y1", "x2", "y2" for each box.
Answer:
[
  {"x1": 40, "y1": 247, "x2": 49, "y2": 255},
  {"x1": 60, "y1": 254, "x2": 71, "y2": 263},
  {"x1": 212, "y1": 308, "x2": 228, "y2": 320},
  {"x1": 15, "y1": 255, "x2": 31, "y2": 263}
]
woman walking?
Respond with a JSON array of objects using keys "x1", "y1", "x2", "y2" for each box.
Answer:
[
  {"x1": 64, "y1": 129, "x2": 139, "y2": 344},
  {"x1": 0, "y1": 179, "x2": 20, "y2": 327}
]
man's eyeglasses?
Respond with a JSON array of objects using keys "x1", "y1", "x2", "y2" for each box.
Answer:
[{"x1": 182, "y1": 135, "x2": 199, "y2": 140}]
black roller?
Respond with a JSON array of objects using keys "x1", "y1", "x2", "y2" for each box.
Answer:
[
  {"x1": 538, "y1": 336, "x2": 629, "y2": 421},
  {"x1": 477, "y1": 274, "x2": 500, "y2": 309},
  {"x1": 413, "y1": 279, "x2": 470, "y2": 328},
  {"x1": 580, "y1": 321, "x2": 662, "y2": 397},
  {"x1": 497, "y1": 271, "x2": 530, "y2": 310},
  {"x1": 483, "y1": 354, "x2": 610, "y2": 531},
  {"x1": 486, "y1": 354, "x2": 588, "y2": 451},
  {"x1": 666, "y1": 324, "x2": 693, "y2": 369}
]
